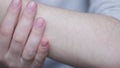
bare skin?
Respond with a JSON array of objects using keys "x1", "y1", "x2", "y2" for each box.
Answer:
[
  {"x1": 0, "y1": 0, "x2": 120, "y2": 67},
  {"x1": 0, "y1": 0, "x2": 49, "y2": 68}
]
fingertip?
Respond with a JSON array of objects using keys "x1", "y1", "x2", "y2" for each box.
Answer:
[
  {"x1": 10, "y1": 0, "x2": 22, "y2": 8},
  {"x1": 27, "y1": 1, "x2": 37, "y2": 10},
  {"x1": 34, "y1": 17, "x2": 46, "y2": 29},
  {"x1": 24, "y1": 0, "x2": 38, "y2": 14},
  {"x1": 38, "y1": 38, "x2": 49, "y2": 53},
  {"x1": 41, "y1": 38, "x2": 49, "y2": 48},
  {"x1": 36, "y1": 17, "x2": 46, "y2": 24}
]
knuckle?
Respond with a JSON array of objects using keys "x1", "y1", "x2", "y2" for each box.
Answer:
[
  {"x1": 12, "y1": 34, "x2": 25, "y2": 45},
  {"x1": 22, "y1": 56, "x2": 33, "y2": 62},
  {"x1": 0, "y1": 28, "x2": 10, "y2": 37},
  {"x1": 22, "y1": 50, "x2": 35, "y2": 62},
  {"x1": 5, "y1": 53, "x2": 20, "y2": 68},
  {"x1": 28, "y1": 50, "x2": 36, "y2": 57},
  {"x1": 9, "y1": 48, "x2": 21, "y2": 56},
  {"x1": 35, "y1": 56, "x2": 44, "y2": 64},
  {"x1": 23, "y1": 46, "x2": 37, "y2": 60},
  {"x1": 4, "y1": 55, "x2": 15, "y2": 68},
  {"x1": 23, "y1": 11, "x2": 34, "y2": 19}
]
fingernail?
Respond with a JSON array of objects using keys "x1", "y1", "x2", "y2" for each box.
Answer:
[
  {"x1": 11, "y1": 0, "x2": 21, "y2": 7},
  {"x1": 41, "y1": 40, "x2": 48, "y2": 48},
  {"x1": 27, "y1": 1, "x2": 37, "y2": 11},
  {"x1": 35, "y1": 18, "x2": 45, "y2": 29}
]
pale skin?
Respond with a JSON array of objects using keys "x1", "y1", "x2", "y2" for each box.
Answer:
[
  {"x1": 0, "y1": 0, "x2": 49, "y2": 68},
  {"x1": 1, "y1": 0, "x2": 120, "y2": 68}
]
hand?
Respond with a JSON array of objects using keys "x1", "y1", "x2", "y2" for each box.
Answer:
[{"x1": 0, "y1": 0, "x2": 49, "y2": 68}]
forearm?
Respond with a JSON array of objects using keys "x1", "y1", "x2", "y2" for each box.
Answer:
[
  {"x1": 1, "y1": 0, "x2": 120, "y2": 67},
  {"x1": 33, "y1": 3, "x2": 120, "y2": 67}
]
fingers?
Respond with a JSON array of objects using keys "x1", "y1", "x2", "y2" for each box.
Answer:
[
  {"x1": 5, "y1": 1, "x2": 37, "y2": 65},
  {"x1": 32, "y1": 38, "x2": 49, "y2": 68},
  {"x1": 0, "y1": 0, "x2": 21, "y2": 36},
  {"x1": 3, "y1": 0, "x2": 49, "y2": 67},
  {"x1": 22, "y1": 18, "x2": 46, "y2": 64},
  {"x1": 8, "y1": 0, "x2": 37, "y2": 56},
  {"x1": 0, "y1": 0, "x2": 22, "y2": 51}
]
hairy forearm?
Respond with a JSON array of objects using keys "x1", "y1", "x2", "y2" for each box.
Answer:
[{"x1": 1, "y1": 0, "x2": 120, "y2": 67}]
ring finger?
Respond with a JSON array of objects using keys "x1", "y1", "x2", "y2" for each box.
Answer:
[{"x1": 21, "y1": 17, "x2": 46, "y2": 67}]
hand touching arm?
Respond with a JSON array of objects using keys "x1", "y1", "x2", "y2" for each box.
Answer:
[{"x1": 0, "y1": 0, "x2": 120, "y2": 67}]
